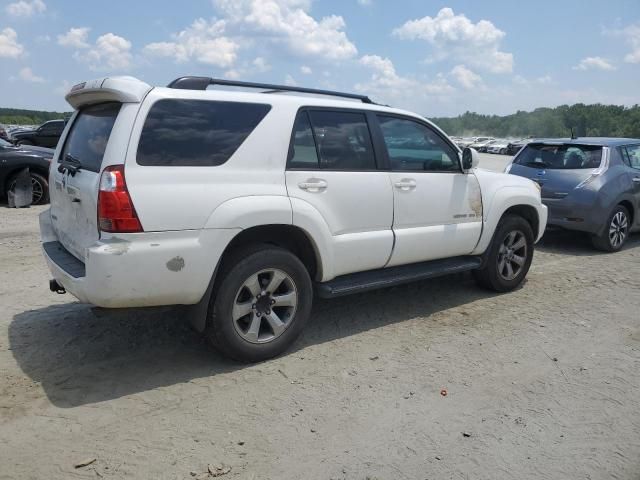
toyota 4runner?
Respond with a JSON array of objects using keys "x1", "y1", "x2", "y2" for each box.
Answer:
[{"x1": 40, "y1": 76, "x2": 547, "y2": 362}]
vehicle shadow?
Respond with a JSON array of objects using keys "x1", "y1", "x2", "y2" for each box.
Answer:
[
  {"x1": 10, "y1": 273, "x2": 496, "y2": 408},
  {"x1": 536, "y1": 229, "x2": 640, "y2": 256}
]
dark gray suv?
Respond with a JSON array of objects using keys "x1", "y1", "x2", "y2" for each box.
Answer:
[{"x1": 507, "y1": 138, "x2": 640, "y2": 251}]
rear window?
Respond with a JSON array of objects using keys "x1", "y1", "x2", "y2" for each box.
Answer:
[
  {"x1": 137, "y1": 99, "x2": 271, "y2": 166},
  {"x1": 514, "y1": 143, "x2": 603, "y2": 169},
  {"x1": 60, "y1": 102, "x2": 121, "y2": 173}
]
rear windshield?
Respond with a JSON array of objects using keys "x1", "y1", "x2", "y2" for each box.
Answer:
[
  {"x1": 60, "y1": 102, "x2": 121, "y2": 173},
  {"x1": 137, "y1": 99, "x2": 271, "y2": 166},
  {"x1": 514, "y1": 143, "x2": 603, "y2": 169}
]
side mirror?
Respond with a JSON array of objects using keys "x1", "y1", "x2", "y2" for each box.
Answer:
[{"x1": 461, "y1": 147, "x2": 480, "y2": 171}]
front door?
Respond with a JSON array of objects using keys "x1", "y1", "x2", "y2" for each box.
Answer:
[
  {"x1": 285, "y1": 109, "x2": 394, "y2": 278},
  {"x1": 375, "y1": 115, "x2": 483, "y2": 267}
]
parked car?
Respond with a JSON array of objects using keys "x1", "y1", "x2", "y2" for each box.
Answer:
[
  {"x1": 11, "y1": 119, "x2": 66, "y2": 148},
  {"x1": 476, "y1": 140, "x2": 498, "y2": 153},
  {"x1": 0, "y1": 123, "x2": 10, "y2": 142},
  {"x1": 0, "y1": 137, "x2": 53, "y2": 204},
  {"x1": 469, "y1": 137, "x2": 495, "y2": 151},
  {"x1": 486, "y1": 139, "x2": 510, "y2": 155},
  {"x1": 506, "y1": 139, "x2": 530, "y2": 156},
  {"x1": 506, "y1": 138, "x2": 640, "y2": 251},
  {"x1": 40, "y1": 75, "x2": 547, "y2": 362}
]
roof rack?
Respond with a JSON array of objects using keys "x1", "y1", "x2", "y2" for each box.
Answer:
[{"x1": 167, "y1": 76, "x2": 374, "y2": 104}]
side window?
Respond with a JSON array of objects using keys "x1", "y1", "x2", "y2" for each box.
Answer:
[
  {"x1": 289, "y1": 111, "x2": 319, "y2": 168},
  {"x1": 377, "y1": 116, "x2": 459, "y2": 172},
  {"x1": 137, "y1": 99, "x2": 271, "y2": 166},
  {"x1": 625, "y1": 145, "x2": 640, "y2": 169},
  {"x1": 307, "y1": 110, "x2": 376, "y2": 170}
]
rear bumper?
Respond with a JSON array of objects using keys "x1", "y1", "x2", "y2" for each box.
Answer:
[
  {"x1": 543, "y1": 197, "x2": 606, "y2": 235},
  {"x1": 39, "y1": 209, "x2": 239, "y2": 308}
]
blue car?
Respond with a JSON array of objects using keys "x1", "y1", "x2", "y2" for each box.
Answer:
[{"x1": 506, "y1": 138, "x2": 640, "y2": 251}]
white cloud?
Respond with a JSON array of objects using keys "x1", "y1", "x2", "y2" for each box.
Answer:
[
  {"x1": 54, "y1": 80, "x2": 72, "y2": 96},
  {"x1": 0, "y1": 27, "x2": 24, "y2": 58},
  {"x1": 144, "y1": 18, "x2": 238, "y2": 68},
  {"x1": 356, "y1": 54, "x2": 454, "y2": 102},
  {"x1": 212, "y1": 0, "x2": 357, "y2": 61},
  {"x1": 620, "y1": 23, "x2": 640, "y2": 63},
  {"x1": 450, "y1": 65, "x2": 482, "y2": 90},
  {"x1": 5, "y1": 0, "x2": 46, "y2": 17},
  {"x1": 58, "y1": 27, "x2": 91, "y2": 49},
  {"x1": 285, "y1": 74, "x2": 297, "y2": 86},
  {"x1": 393, "y1": 7, "x2": 513, "y2": 74},
  {"x1": 300, "y1": 65, "x2": 312, "y2": 74},
  {"x1": 357, "y1": 0, "x2": 372, "y2": 5},
  {"x1": 76, "y1": 33, "x2": 132, "y2": 71},
  {"x1": 252, "y1": 56, "x2": 270, "y2": 72},
  {"x1": 19, "y1": 66, "x2": 45, "y2": 83},
  {"x1": 573, "y1": 56, "x2": 616, "y2": 71}
]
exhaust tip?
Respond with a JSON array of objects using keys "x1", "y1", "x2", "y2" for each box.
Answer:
[{"x1": 49, "y1": 279, "x2": 66, "y2": 294}]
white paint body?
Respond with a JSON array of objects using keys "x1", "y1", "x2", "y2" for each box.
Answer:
[{"x1": 41, "y1": 76, "x2": 547, "y2": 308}]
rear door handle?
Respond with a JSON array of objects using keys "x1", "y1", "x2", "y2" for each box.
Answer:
[
  {"x1": 298, "y1": 179, "x2": 328, "y2": 192},
  {"x1": 394, "y1": 179, "x2": 417, "y2": 190}
]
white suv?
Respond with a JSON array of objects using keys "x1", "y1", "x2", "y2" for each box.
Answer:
[{"x1": 40, "y1": 76, "x2": 547, "y2": 362}]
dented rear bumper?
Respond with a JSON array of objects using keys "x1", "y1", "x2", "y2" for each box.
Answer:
[{"x1": 39, "y1": 208, "x2": 239, "y2": 308}]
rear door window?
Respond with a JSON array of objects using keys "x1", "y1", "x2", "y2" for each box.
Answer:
[
  {"x1": 514, "y1": 144, "x2": 603, "y2": 169},
  {"x1": 60, "y1": 103, "x2": 121, "y2": 173},
  {"x1": 137, "y1": 99, "x2": 271, "y2": 166},
  {"x1": 289, "y1": 111, "x2": 320, "y2": 169},
  {"x1": 624, "y1": 145, "x2": 640, "y2": 169}
]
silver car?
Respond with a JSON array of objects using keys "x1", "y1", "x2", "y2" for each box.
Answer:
[{"x1": 506, "y1": 138, "x2": 640, "y2": 251}]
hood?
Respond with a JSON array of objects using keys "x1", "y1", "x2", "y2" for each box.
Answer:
[
  {"x1": 16, "y1": 144, "x2": 54, "y2": 156},
  {"x1": 10, "y1": 129, "x2": 36, "y2": 139}
]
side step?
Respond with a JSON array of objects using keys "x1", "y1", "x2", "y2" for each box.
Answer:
[{"x1": 316, "y1": 256, "x2": 482, "y2": 298}]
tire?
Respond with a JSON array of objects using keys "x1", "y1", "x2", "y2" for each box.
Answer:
[
  {"x1": 8, "y1": 171, "x2": 49, "y2": 205},
  {"x1": 473, "y1": 214, "x2": 535, "y2": 292},
  {"x1": 499, "y1": 148, "x2": 506, "y2": 155},
  {"x1": 591, "y1": 205, "x2": 630, "y2": 252},
  {"x1": 205, "y1": 244, "x2": 313, "y2": 362}
]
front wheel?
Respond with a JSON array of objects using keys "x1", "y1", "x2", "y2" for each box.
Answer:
[
  {"x1": 591, "y1": 205, "x2": 630, "y2": 252},
  {"x1": 473, "y1": 214, "x2": 534, "y2": 292},
  {"x1": 205, "y1": 245, "x2": 313, "y2": 362}
]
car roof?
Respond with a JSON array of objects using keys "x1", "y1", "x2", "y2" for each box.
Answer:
[{"x1": 531, "y1": 137, "x2": 640, "y2": 147}]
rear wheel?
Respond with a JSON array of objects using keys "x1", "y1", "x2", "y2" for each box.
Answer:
[
  {"x1": 8, "y1": 171, "x2": 49, "y2": 205},
  {"x1": 591, "y1": 205, "x2": 630, "y2": 252},
  {"x1": 205, "y1": 245, "x2": 313, "y2": 362},
  {"x1": 499, "y1": 148, "x2": 506, "y2": 155},
  {"x1": 473, "y1": 214, "x2": 534, "y2": 292}
]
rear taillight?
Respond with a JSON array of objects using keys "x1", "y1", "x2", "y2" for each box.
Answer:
[{"x1": 97, "y1": 165, "x2": 143, "y2": 233}]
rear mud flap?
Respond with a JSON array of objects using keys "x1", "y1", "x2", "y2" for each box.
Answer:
[{"x1": 7, "y1": 168, "x2": 32, "y2": 208}]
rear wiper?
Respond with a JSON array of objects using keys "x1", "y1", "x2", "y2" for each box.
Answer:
[{"x1": 58, "y1": 153, "x2": 82, "y2": 176}]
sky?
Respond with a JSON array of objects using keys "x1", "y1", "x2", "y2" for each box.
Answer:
[{"x1": 1, "y1": 0, "x2": 640, "y2": 117}]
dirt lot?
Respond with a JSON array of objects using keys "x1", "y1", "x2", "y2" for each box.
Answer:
[{"x1": 1, "y1": 155, "x2": 639, "y2": 480}]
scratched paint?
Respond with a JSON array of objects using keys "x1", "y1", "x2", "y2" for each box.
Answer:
[
  {"x1": 468, "y1": 180, "x2": 483, "y2": 218},
  {"x1": 166, "y1": 256, "x2": 185, "y2": 272}
]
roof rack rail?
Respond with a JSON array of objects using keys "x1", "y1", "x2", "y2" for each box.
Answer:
[{"x1": 167, "y1": 76, "x2": 374, "y2": 104}]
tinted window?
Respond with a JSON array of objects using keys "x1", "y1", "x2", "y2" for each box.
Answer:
[
  {"x1": 289, "y1": 111, "x2": 319, "y2": 168},
  {"x1": 378, "y1": 116, "x2": 459, "y2": 172},
  {"x1": 137, "y1": 99, "x2": 271, "y2": 166},
  {"x1": 60, "y1": 102, "x2": 121, "y2": 173},
  {"x1": 306, "y1": 110, "x2": 376, "y2": 170},
  {"x1": 625, "y1": 145, "x2": 640, "y2": 169},
  {"x1": 514, "y1": 144, "x2": 603, "y2": 169}
]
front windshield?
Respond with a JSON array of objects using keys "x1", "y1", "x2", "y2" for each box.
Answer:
[{"x1": 514, "y1": 143, "x2": 603, "y2": 169}]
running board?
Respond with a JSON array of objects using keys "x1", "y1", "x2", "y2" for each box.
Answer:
[{"x1": 316, "y1": 256, "x2": 482, "y2": 299}]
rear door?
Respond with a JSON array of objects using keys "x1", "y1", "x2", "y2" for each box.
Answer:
[
  {"x1": 285, "y1": 109, "x2": 394, "y2": 277},
  {"x1": 375, "y1": 115, "x2": 483, "y2": 267},
  {"x1": 622, "y1": 144, "x2": 640, "y2": 227},
  {"x1": 50, "y1": 103, "x2": 121, "y2": 261}
]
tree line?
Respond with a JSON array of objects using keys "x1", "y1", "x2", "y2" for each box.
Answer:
[
  {"x1": 0, "y1": 107, "x2": 70, "y2": 126},
  {"x1": 430, "y1": 104, "x2": 640, "y2": 139}
]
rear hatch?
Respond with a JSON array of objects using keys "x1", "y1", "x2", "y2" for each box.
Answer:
[
  {"x1": 49, "y1": 77, "x2": 152, "y2": 261},
  {"x1": 508, "y1": 143, "x2": 604, "y2": 199}
]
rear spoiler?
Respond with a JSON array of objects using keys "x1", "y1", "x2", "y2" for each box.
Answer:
[{"x1": 65, "y1": 76, "x2": 152, "y2": 110}]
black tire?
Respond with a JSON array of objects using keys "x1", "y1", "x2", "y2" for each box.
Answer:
[
  {"x1": 473, "y1": 214, "x2": 535, "y2": 292},
  {"x1": 8, "y1": 171, "x2": 49, "y2": 205},
  {"x1": 499, "y1": 148, "x2": 506, "y2": 155},
  {"x1": 591, "y1": 205, "x2": 630, "y2": 252},
  {"x1": 205, "y1": 244, "x2": 313, "y2": 362}
]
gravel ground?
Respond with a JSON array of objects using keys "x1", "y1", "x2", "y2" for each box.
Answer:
[{"x1": 1, "y1": 154, "x2": 639, "y2": 480}]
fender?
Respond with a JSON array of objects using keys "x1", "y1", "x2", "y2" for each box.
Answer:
[
  {"x1": 205, "y1": 195, "x2": 293, "y2": 229},
  {"x1": 472, "y1": 185, "x2": 547, "y2": 255}
]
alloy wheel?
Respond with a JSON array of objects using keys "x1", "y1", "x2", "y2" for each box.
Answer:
[
  {"x1": 609, "y1": 211, "x2": 628, "y2": 248},
  {"x1": 232, "y1": 268, "x2": 298, "y2": 344},
  {"x1": 497, "y1": 230, "x2": 527, "y2": 281},
  {"x1": 9, "y1": 175, "x2": 44, "y2": 205}
]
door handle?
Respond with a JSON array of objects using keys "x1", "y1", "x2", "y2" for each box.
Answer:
[
  {"x1": 394, "y1": 179, "x2": 417, "y2": 190},
  {"x1": 298, "y1": 179, "x2": 328, "y2": 192}
]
